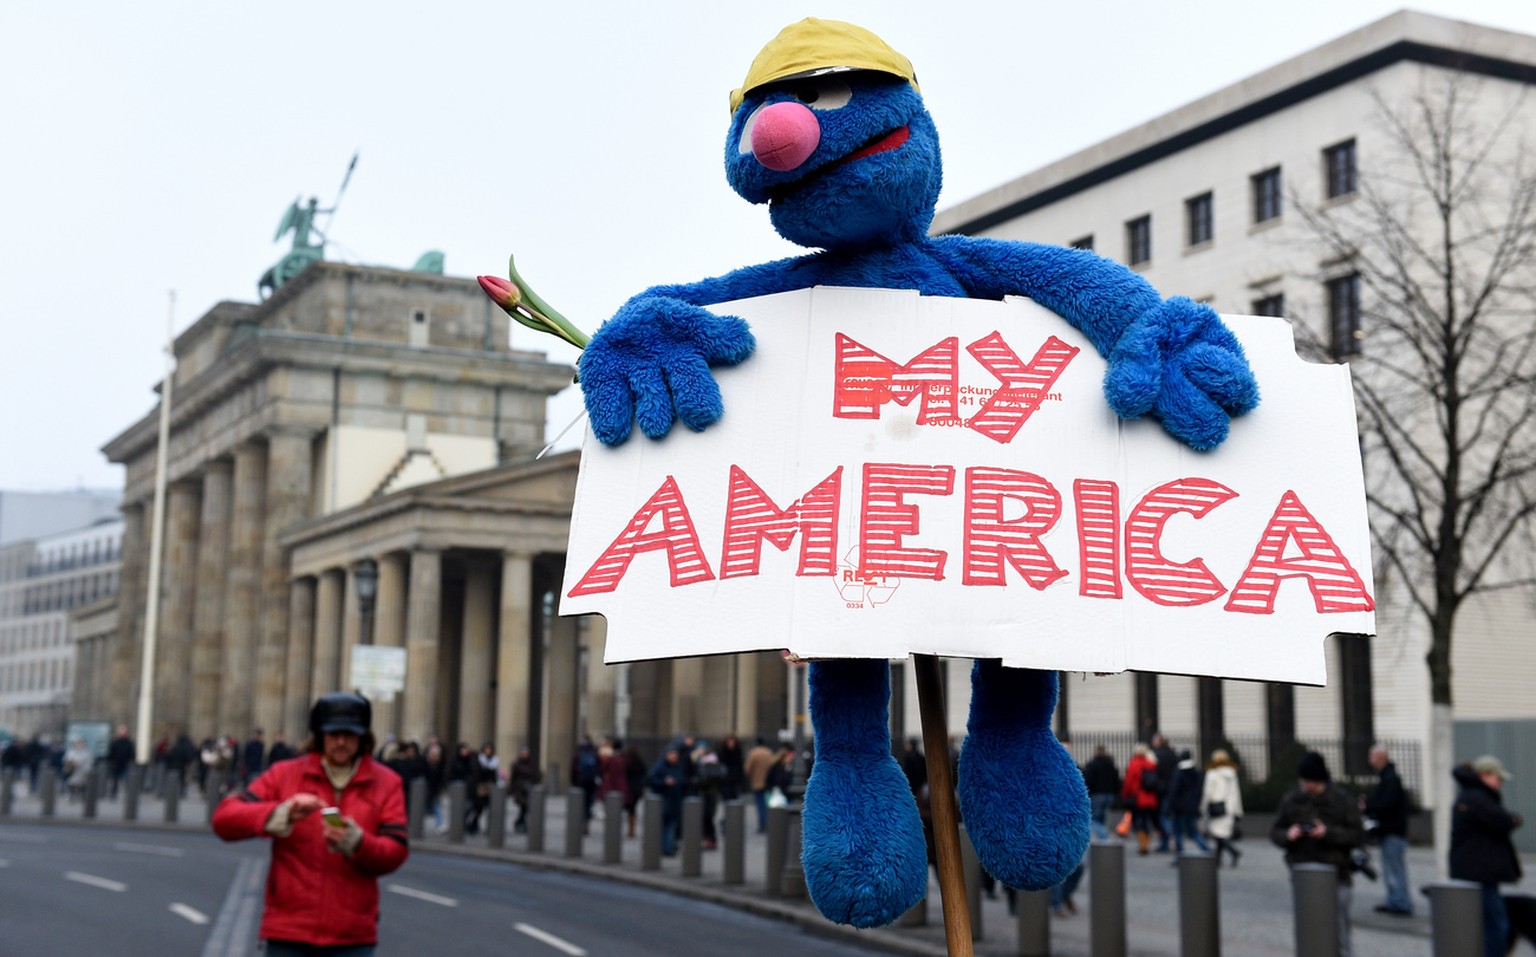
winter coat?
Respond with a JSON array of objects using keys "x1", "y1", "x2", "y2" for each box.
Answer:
[
  {"x1": 743, "y1": 744, "x2": 777, "y2": 791},
  {"x1": 212, "y1": 753, "x2": 407, "y2": 946},
  {"x1": 1449, "y1": 764, "x2": 1523, "y2": 885},
  {"x1": 1200, "y1": 763, "x2": 1244, "y2": 840},
  {"x1": 599, "y1": 752, "x2": 630, "y2": 804},
  {"x1": 1363, "y1": 761, "x2": 1411, "y2": 838},
  {"x1": 1270, "y1": 783, "x2": 1365, "y2": 883},
  {"x1": 509, "y1": 756, "x2": 540, "y2": 805},
  {"x1": 647, "y1": 757, "x2": 688, "y2": 815},
  {"x1": 1083, "y1": 754, "x2": 1121, "y2": 797},
  {"x1": 1167, "y1": 760, "x2": 1205, "y2": 816},
  {"x1": 1122, "y1": 754, "x2": 1160, "y2": 810}
]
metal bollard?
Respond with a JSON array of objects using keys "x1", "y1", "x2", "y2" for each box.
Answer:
[
  {"x1": 206, "y1": 781, "x2": 219, "y2": 824},
  {"x1": 1291, "y1": 863, "x2": 1338, "y2": 957},
  {"x1": 83, "y1": 767, "x2": 101, "y2": 819},
  {"x1": 1178, "y1": 853, "x2": 1219, "y2": 957},
  {"x1": 487, "y1": 785, "x2": 507, "y2": 848},
  {"x1": 779, "y1": 808, "x2": 807, "y2": 899},
  {"x1": 407, "y1": 777, "x2": 427, "y2": 840},
  {"x1": 603, "y1": 791, "x2": 624, "y2": 864},
  {"x1": 1017, "y1": 888, "x2": 1052, "y2": 957},
  {"x1": 1089, "y1": 840, "x2": 1127, "y2": 957},
  {"x1": 527, "y1": 785, "x2": 546, "y2": 853},
  {"x1": 765, "y1": 805, "x2": 789, "y2": 896},
  {"x1": 447, "y1": 781, "x2": 467, "y2": 844},
  {"x1": 0, "y1": 768, "x2": 13, "y2": 816},
  {"x1": 40, "y1": 767, "x2": 57, "y2": 817},
  {"x1": 722, "y1": 800, "x2": 745, "y2": 885},
  {"x1": 1428, "y1": 880, "x2": 1485, "y2": 957},
  {"x1": 960, "y1": 825, "x2": 984, "y2": 941},
  {"x1": 124, "y1": 765, "x2": 144, "y2": 821},
  {"x1": 565, "y1": 788, "x2": 586, "y2": 857},
  {"x1": 681, "y1": 797, "x2": 704, "y2": 876},
  {"x1": 641, "y1": 794, "x2": 662, "y2": 870}
]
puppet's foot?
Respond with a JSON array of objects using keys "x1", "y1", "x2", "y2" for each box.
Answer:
[
  {"x1": 957, "y1": 660, "x2": 1089, "y2": 891},
  {"x1": 803, "y1": 659, "x2": 928, "y2": 928}
]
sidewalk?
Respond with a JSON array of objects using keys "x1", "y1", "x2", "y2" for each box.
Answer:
[{"x1": 4, "y1": 781, "x2": 1530, "y2": 957}]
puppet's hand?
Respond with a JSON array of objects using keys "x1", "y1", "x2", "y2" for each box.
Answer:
[
  {"x1": 1102, "y1": 297, "x2": 1259, "y2": 451},
  {"x1": 578, "y1": 295, "x2": 756, "y2": 445}
]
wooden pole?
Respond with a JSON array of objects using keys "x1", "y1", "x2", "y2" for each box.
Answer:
[{"x1": 914, "y1": 653, "x2": 973, "y2": 957}]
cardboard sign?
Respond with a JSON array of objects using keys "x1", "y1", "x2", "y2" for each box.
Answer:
[{"x1": 559, "y1": 288, "x2": 1375, "y2": 684}]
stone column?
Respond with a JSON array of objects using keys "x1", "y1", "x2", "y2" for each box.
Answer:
[
  {"x1": 545, "y1": 613, "x2": 579, "y2": 777},
  {"x1": 107, "y1": 501, "x2": 147, "y2": 724},
  {"x1": 258, "y1": 427, "x2": 313, "y2": 735},
  {"x1": 372, "y1": 552, "x2": 407, "y2": 739},
  {"x1": 402, "y1": 549, "x2": 441, "y2": 742},
  {"x1": 494, "y1": 552, "x2": 533, "y2": 759},
  {"x1": 189, "y1": 460, "x2": 231, "y2": 738},
  {"x1": 583, "y1": 616, "x2": 615, "y2": 736},
  {"x1": 340, "y1": 566, "x2": 363, "y2": 689},
  {"x1": 734, "y1": 652, "x2": 760, "y2": 737},
  {"x1": 699, "y1": 657, "x2": 733, "y2": 736},
  {"x1": 670, "y1": 656, "x2": 705, "y2": 735},
  {"x1": 458, "y1": 559, "x2": 496, "y2": 747},
  {"x1": 220, "y1": 442, "x2": 267, "y2": 736},
  {"x1": 283, "y1": 576, "x2": 317, "y2": 738},
  {"x1": 154, "y1": 480, "x2": 201, "y2": 741},
  {"x1": 311, "y1": 569, "x2": 344, "y2": 698}
]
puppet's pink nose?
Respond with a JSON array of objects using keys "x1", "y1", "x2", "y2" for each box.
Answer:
[{"x1": 751, "y1": 102, "x2": 820, "y2": 172}]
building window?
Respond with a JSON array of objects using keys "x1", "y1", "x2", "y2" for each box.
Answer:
[
  {"x1": 1069, "y1": 235, "x2": 1094, "y2": 251},
  {"x1": 1324, "y1": 139, "x2": 1357, "y2": 199},
  {"x1": 1327, "y1": 272, "x2": 1362, "y2": 358},
  {"x1": 1126, "y1": 215, "x2": 1151, "y2": 266},
  {"x1": 1251, "y1": 294, "x2": 1285, "y2": 318},
  {"x1": 1186, "y1": 192, "x2": 1214, "y2": 246},
  {"x1": 1252, "y1": 167, "x2": 1282, "y2": 222}
]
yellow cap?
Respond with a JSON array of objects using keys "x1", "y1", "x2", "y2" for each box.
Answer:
[{"x1": 729, "y1": 18, "x2": 918, "y2": 114}]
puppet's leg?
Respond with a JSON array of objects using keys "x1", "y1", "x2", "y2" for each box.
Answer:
[
  {"x1": 956, "y1": 660, "x2": 1089, "y2": 890},
  {"x1": 802, "y1": 659, "x2": 927, "y2": 928}
]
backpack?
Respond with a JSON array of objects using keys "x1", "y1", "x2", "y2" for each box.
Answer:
[{"x1": 577, "y1": 749, "x2": 600, "y2": 785}]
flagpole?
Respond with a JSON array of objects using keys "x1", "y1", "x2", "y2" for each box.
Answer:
[{"x1": 135, "y1": 291, "x2": 176, "y2": 765}]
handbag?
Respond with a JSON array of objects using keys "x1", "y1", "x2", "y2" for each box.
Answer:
[
  {"x1": 1207, "y1": 800, "x2": 1227, "y2": 819},
  {"x1": 766, "y1": 787, "x2": 789, "y2": 809}
]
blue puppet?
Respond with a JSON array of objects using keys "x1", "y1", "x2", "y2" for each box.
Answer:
[{"x1": 577, "y1": 19, "x2": 1259, "y2": 928}]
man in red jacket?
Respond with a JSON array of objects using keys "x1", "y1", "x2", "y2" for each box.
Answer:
[{"x1": 213, "y1": 693, "x2": 408, "y2": 956}]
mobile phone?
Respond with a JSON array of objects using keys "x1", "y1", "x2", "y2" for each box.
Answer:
[{"x1": 321, "y1": 806, "x2": 344, "y2": 827}]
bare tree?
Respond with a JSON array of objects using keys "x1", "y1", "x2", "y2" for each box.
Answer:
[{"x1": 1291, "y1": 68, "x2": 1536, "y2": 864}]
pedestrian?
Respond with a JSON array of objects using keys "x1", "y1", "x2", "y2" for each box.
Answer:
[
  {"x1": 1121, "y1": 743, "x2": 1160, "y2": 855},
  {"x1": 212, "y1": 692, "x2": 408, "y2": 956},
  {"x1": 598, "y1": 739, "x2": 631, "y2": 824},
  {"x1": 509, "y1": 746, "x2": 540, "y2": 834},
  {"x1": 385, "y1": 740, "x2": 427, "y2": 805},
  {"x1": 1363, "y1": 743, "x2": 1413, "y2": 916},
  {"x1": 62, "y1": 737, "x2": 94, "y2": 802},
  {"x1": 1201, "y1": 748, "x2": 1244, "y2": 867},
  {"x1": 166, "y1": 733, "x2": 198, "y2": 796},
  {"x1": 1271, "y1": 750, "x2": 1365, "y2": 957},
  {"x1": 694, "y1": 742, "x2": 725, "y2": 849},
  {"x1": 742, "y1": 737, "x2": 777, "y2": 833},
  {"x1": 647, "y1": 747, "x2": 687, "y2": 856},
  {"x1": 106, "y1": 724, "x2": 135, "y2": 799},
  {"x1": 1082, "y1": 744, "x2": 1121, "y2": 842},
  {"x1": 622, "y1": 742, "x2": 648, "y2": 837},
  {"x1": 1167, "y1": 749, "x2": 1210, "y2": 857},
  {"x1": 1450, "y1": 754, "x2": 1523, "y2": 957},
  {"x1": 448, "y1": 743, "x2": 480, "y2": 833},
  {"x1": 1151, "y1": 732, "x2": 1177, "y2": 852},
  {"x1": 473, "y1": 742, "x2": 501, "y2": 830},
  {"x1": 571, "y1": 736, "x2": 602, "y2": 822},
  {"x1": 423, "y1": 740, "x2": 448, "y2": 833},
  {"x1": 717, "y1": 734, "x2": 745, "y2": 802},
  {"x1": 243, "y1": 728, "x2": 266, "y2": 785},
  {"x1": 267, "y1": 732, "x2": 295, "y2": 766}
]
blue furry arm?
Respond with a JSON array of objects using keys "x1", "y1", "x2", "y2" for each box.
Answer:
[
  {"x1": 578, "y1": 254, "x2": 835, "y2": 445},
  {"x1": 930, "y1": 236, "x2": 1259, "y2": 450}
]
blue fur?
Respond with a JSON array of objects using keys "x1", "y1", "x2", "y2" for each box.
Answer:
[
  {"x1": 803, "y1": 660, "x2": 928, "y2": 926},
  {"x1": 578, "y1": 64, "x2": 1261, "y2": 927}
]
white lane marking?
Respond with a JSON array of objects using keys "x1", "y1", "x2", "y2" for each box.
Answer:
[
  {"x1": 65, "y1": 871, "x2": 128, "y2": 892},
  {"x1": 514, "y1": 922, "x2": 587, "y2": 956},
  {"x1": 386, "y1": 883, "x2": 459, "y2": 907},
  {"x1": 200, "y1": 856, "x2": 265, "y2": 957},
  {"x1": 0, "y1": 858, "x2": 9, "y2": 867},
  {"x1": 114, "y1": 841, "x2": 186, "y2": 857},
  {"x1": 170, "y1": 903, "x2": 210, "y2": 925}
]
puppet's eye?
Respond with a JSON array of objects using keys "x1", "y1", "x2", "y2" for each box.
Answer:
[{"x1": 794, "y1": 79, "x2": 852, "y2": 111}]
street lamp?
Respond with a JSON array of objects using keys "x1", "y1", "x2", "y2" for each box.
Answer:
[{"x1": 354, "y1": 558, "x2": 378, "y2": 647}]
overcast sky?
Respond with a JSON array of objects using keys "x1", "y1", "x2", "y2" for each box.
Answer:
[{"x1": 4, "y1": 1, "x2": 1535, "y2": 492}]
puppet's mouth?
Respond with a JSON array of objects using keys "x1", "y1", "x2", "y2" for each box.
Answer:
[{"x1": 842, "y1": 125, "x2": 911, "y2": 165}]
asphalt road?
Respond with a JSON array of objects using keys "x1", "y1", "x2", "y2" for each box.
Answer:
[{"x1": 0, "y1": 823, "x2": 895, "y2": 956}]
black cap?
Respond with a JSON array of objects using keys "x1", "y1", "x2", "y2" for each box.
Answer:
[
  {"x1": 309, "y1": 692, "x2": 371, "y2": 737},
  {"x1": 1297, "y1": 750, "x2": 1330, "y2": 782}
]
